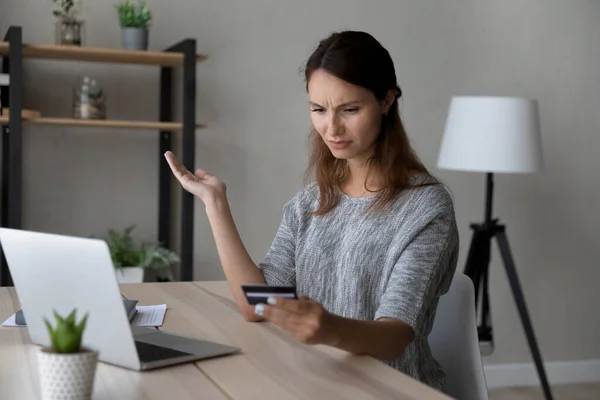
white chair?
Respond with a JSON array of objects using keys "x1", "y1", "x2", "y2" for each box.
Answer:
[{"x1": 428, "y1": 273, "x2": 489, "y2": 400}]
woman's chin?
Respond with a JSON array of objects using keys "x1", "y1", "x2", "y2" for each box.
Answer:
[
  {"x1": 328, "y1": 147, "x2": 354, "y2": 160},
  {"x1": 328, "y1": 147, "x2": 373, "y2": 165}
]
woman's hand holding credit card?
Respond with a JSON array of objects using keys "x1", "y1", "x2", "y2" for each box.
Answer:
[{"x1": 241, "y1": 284, "x2": 335, "y2": 345}]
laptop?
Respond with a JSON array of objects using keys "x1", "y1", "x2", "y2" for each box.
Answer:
[{"x1": 0, "y1": 227, "x2": 241, "y2": 371}]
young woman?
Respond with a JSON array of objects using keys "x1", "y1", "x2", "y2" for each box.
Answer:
[{"x1": 165, "y1": 30, "x2": 459, "y2": 392}]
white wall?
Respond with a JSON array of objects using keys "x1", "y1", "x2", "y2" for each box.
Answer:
[{"x1": 2, "y1": 0, "x2": 599, "y2": 373}]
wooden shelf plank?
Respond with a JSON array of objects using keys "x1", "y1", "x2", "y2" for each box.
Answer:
[
  {"x1": 0, "y1": 42, "x2": 207, "y2": 66},
  {"x1": 0, "y1": 116, "x2": 205, "y2": 130}
]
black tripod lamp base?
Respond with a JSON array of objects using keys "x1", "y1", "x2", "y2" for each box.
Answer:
[{"x1": 464, "y1": 220, "x2": 554, "y2": 400}]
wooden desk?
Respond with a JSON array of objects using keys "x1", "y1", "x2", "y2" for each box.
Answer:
[{"x1": 0, "y1": 282, "x2": 452, "y2": 400}]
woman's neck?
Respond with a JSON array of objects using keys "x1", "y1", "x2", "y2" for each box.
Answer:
[
  {"x1": 340, "y1": 159, "x2": 381, "y2": 198},
  {"x1": 339, "y1": 158, "x2": 424, "y2": 198}
]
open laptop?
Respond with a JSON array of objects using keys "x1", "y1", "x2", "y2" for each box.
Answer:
[{"x1": 0, "y1": 227, "x2": 241, "y2": 371}]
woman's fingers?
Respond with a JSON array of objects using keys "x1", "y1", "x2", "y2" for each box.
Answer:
[
  {"x1": 255, "y1": 304, "x2": 298, "y2": 330},
  {"x1": 164, "y1": 151, "x2": 190, "y2": 180},
  {"x1": 194, "y1": 168, "x2": 211, "y2": 180},
  {"x1": 164, "y1": 151, "x2": 199, "y2": 185},
  {"x1": 267, "y1": 297, "x2": 306, "y2": 314},
  {"x1": 164, "y1": 151, "x2": 223, "y2": 202},
  {"x1": 165, "y1": 152, "x2": 213, "y2": 182},
  {"x1": 254, "y1": 303, "x2": 322, "y2": 344}
]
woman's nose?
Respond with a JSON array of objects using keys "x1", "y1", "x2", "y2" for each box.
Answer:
[{"x1": 327, "y1": 114, "x2": 343, "y2": 137}]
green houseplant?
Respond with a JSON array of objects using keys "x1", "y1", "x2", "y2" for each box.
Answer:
[
  {"x1": 38, "y1": 309, "x2": 98, "y2": 400},
  {"x1": 105, "y1": 225, "x2": 180, "y2": 282},
  {"x1": 114, "y1": 0, "x2": 152, "y2": 50}
]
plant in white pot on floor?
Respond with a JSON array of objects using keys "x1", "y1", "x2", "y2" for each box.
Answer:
[
  {"x1": 38, "y1": 309, "x2": 97, "y2": 400},
  {"x1": 115, "y1": 0, "x2": 152, "y2": 50},
  {"x1": 106, "y1": 225, "x2": 180, "y2": 283}
]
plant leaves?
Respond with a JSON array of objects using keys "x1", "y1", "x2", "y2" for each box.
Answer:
[
  {"x1": 44, "y1": 317, "x2": 56, "y2": 344},
  {"x1": 65, "y1": 309, "x2": 76, "y2": 326},
  {"x1": 102, "y1": 225, "x2": 178, "y2": 276},
  {"x1": 53, "y1": 310, "x2": 64, "y2": 325},
  {"x1": 115, "y1": 0, "x2": 152, "y2": 28},
  {"x1": 76, "y1": 313, "x2": 89, "y2": 338},
  {"x1": 106, "y1": 225, "x2": 143, "y2": 267},
  {"x1": 46, "y1": 309, "x2": 87, "y2": 353}
]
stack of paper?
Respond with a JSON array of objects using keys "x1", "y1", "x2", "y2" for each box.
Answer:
[
  {"x1": 1, "y1": 304, "x2": 167, "y2": 328},
  {"x1": 130, "y1": 304, "x2": 167, "y2": 327}
]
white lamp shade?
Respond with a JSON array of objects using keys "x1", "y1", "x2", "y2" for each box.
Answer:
[{"x1": 437, "y1": 96, "x2": 543, "y2": 173}]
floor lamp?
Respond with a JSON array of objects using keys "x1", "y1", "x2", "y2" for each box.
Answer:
[{"x1": 436, "y1": 96, "x2": 554, "y2": 400}]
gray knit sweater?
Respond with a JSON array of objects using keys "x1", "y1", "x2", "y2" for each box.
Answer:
[{"x1": 258, "y1": 175, "x2": 459, "y2": 391}]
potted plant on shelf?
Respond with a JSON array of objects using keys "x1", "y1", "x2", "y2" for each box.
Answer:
[
  {"x1": 115, "y1": 0, "x2": 152, "y2": 50},
  {"x1": 52, "y1": 0, "x2": 84, "y2": 46},
  {"x1": 105, "y1": 225, "x2": 180, "y2": 283},
  {"x1": 38, "y1": 309, "x2": 97, "y2": 400}
]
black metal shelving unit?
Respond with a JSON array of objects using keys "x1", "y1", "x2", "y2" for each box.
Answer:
[{"x1": 0, "y1": 25, "x2": 204, "y2": 286}]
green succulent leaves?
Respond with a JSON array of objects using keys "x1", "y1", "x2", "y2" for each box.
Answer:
[{"x1": 44, "y1": 309, "x2": 89, "y2": 353}]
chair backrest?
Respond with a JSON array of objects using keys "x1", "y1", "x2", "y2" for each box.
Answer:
[{"x1": 428, "y1": 273, "x2": 489, "y2": 400}]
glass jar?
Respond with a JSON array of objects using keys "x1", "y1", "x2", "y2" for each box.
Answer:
[
  {"x1": 73, "y1": 77, "x2": 106, "y2": 120},
  {"x1": 56, "y1": 18, "x2": 84, "y2": 46}
]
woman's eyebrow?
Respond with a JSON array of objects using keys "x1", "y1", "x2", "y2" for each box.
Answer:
[{"x1": 309, "y1": 100, "x2": 361, "y2": 108}]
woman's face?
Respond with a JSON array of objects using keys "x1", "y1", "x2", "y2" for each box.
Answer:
[{"x1": 308, "y1": 69, "x2": 392, "y2": 164}]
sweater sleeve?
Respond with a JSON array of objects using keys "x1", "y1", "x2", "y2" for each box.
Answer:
[
  {"x1": 374, "y1": 202, "x2": 458, "y2": 337},
  {"x1": 258, "y1": 198, "x2": 298, "y2": 286}
]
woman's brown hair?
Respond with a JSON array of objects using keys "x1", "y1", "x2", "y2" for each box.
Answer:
[{"x1": 304, "y1": 30, "x2": 438, "y2": 215}]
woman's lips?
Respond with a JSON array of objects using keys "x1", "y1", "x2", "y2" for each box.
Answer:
[{"x1": 328, "y1": 140, "x2": 352, "y2": 149}]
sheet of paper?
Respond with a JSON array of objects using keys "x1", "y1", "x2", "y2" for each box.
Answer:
[
  {"x1": 131, "y1": 304, "x2": 167, "y2": 327},
  {"x1": 1, "y1": 304, "x2": 167, "y2": 328},
  {"x1": 1, "y1": 313, "x2": 17, "y2": 327}
]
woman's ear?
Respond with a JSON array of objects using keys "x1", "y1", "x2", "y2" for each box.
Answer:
[{"x1": 382, "y1": 89, "x2": 396, "y2": 115}]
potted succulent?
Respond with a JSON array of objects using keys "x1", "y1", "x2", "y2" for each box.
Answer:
[
  {"x1": 105, "y1": 225, "x2": 180, "y2": 283},
  {"x1": 52, "y1": 0, "x2": 85, "y2": 46},
  {"x1": 115, "y1": 0, "x2": 152, "y2": 50},
  {"x1": 38, "y1": 309, "x2": 97, "y2": 400}
]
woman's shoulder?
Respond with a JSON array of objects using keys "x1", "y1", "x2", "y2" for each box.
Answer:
[
  {"x1": 399, "y1": 174, "x2": 456, "y2": 216},
  {"x1": 283, "y1": 182, "x2": 320, "y2": 213},
  {"x1": 280, "y1": 176, "x2": 455, "y2": 222}
]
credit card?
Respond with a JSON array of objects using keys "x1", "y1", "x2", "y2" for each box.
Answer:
[{"x1": 241, "y1": 284, "x2": 298, "y2": 305}]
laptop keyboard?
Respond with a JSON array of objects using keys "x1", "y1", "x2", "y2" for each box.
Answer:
[{"x1": 135, "y1": 340, "x2": 194, "y2": 363}]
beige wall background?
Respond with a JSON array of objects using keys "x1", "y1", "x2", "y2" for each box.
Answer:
[{"x1": 1, "y1": 0, "x2": 598, "y2": 370}]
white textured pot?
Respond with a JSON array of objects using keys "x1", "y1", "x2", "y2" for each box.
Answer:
[
  {"x1": 37, "y1": 348, "x2": 98, "y2": 400},
  {"x1": 115, "y1": 266, "x2": 144, "y2": 283}
]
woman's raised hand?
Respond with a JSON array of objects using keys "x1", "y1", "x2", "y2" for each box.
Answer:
[{"x1": 164, "y1": 151, "x2": 226, "y2": 205}]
